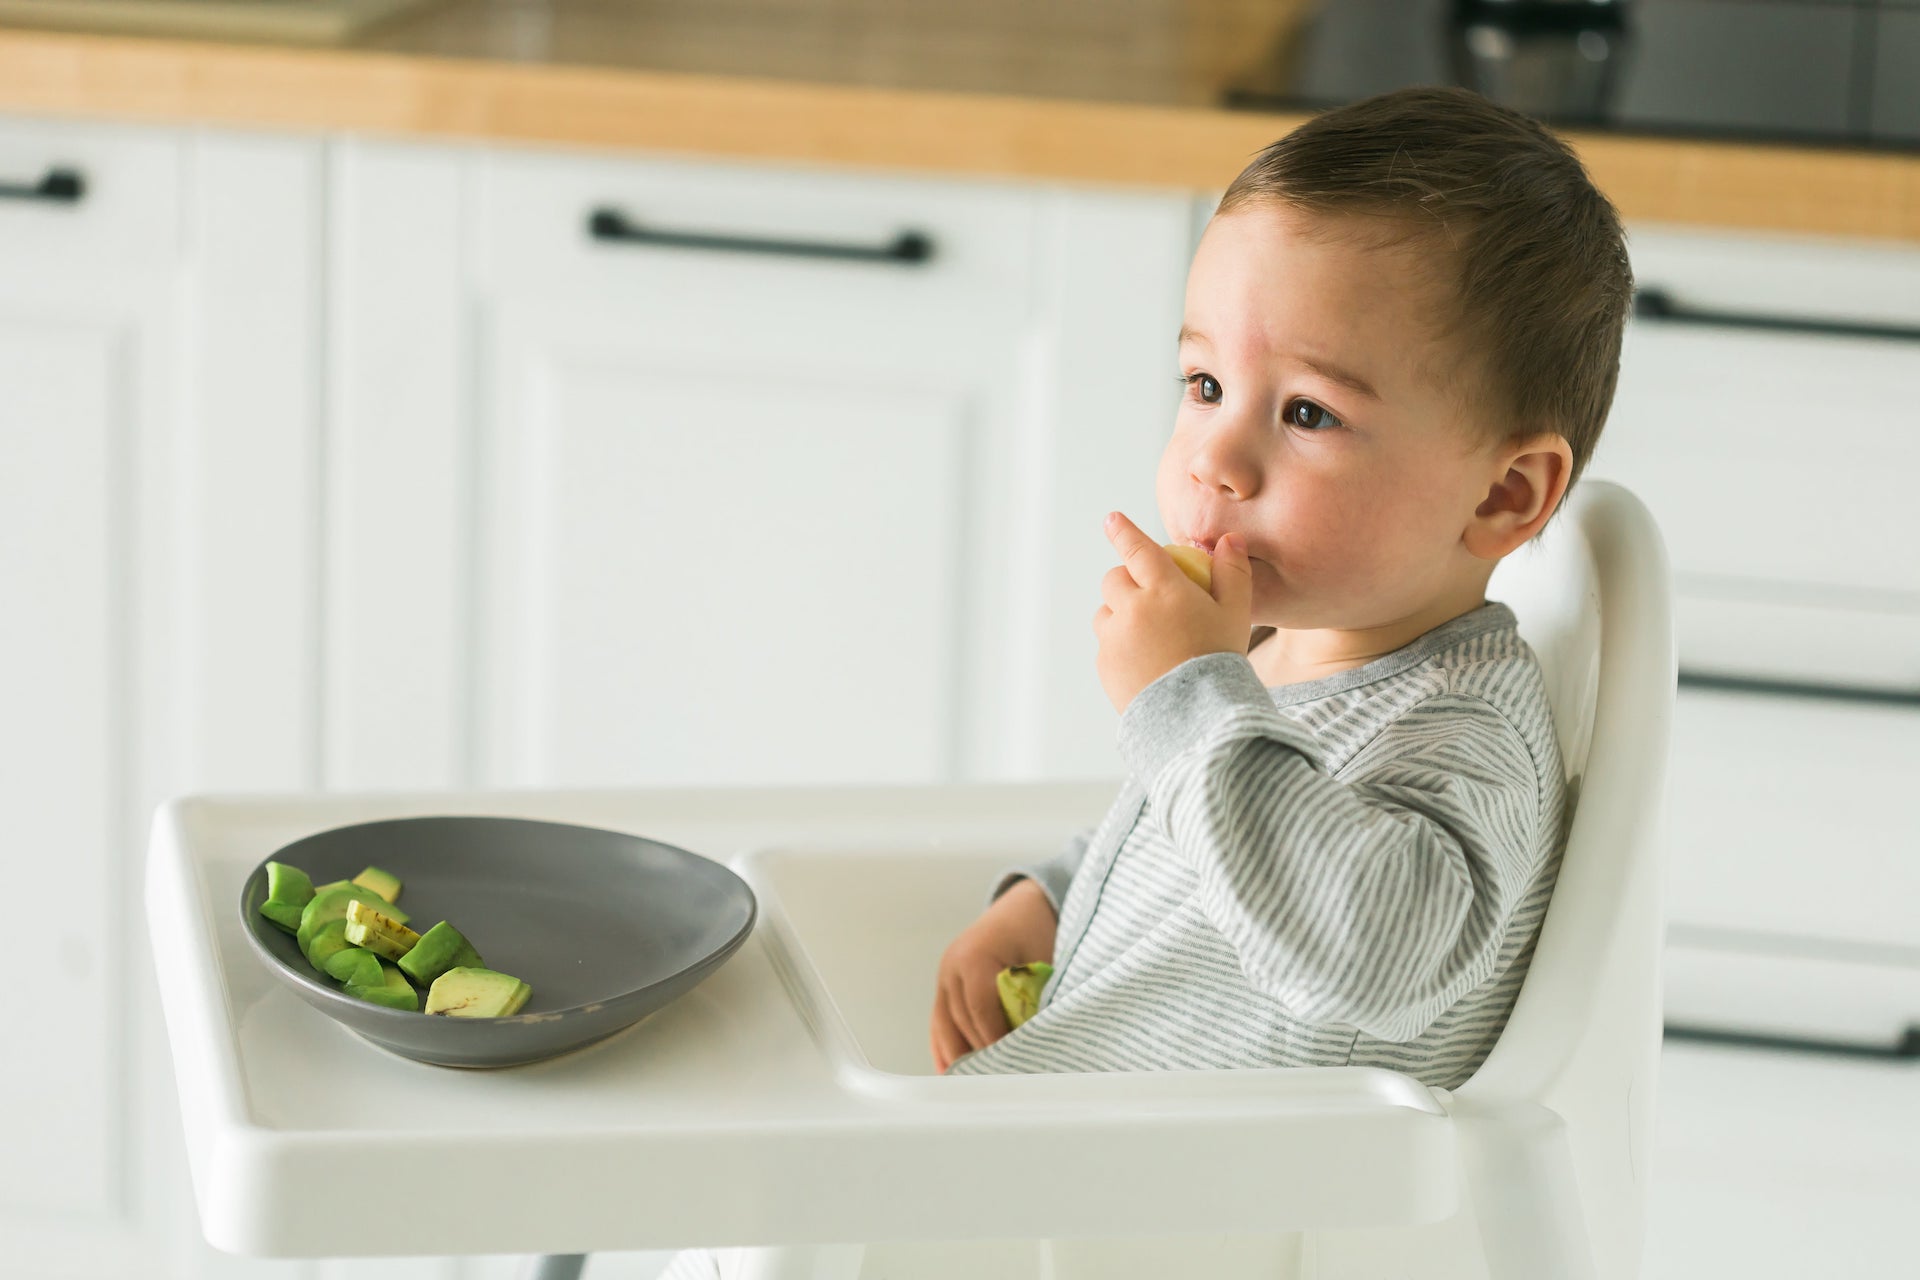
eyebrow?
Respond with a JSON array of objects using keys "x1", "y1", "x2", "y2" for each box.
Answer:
[{"x1": 1177, "y1": 325, "x2": 1382, "y2": 402}]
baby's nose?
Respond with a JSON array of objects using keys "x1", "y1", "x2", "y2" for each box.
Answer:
[{"x1": 1188, "y1": 433, "x2": 1260, "y2": 500}]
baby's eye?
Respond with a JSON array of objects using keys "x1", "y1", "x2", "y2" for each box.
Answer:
[
  {"x1": 1179, "y1": 372, "x2": 1222, "y2": 405},
  {"x1": 1284, "y1": 398, "x2": 1342, "y2": 431}
]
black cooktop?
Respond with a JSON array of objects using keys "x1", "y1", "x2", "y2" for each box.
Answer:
[{"x1": 1225, "y1": 0, "x2": 1920, "y2": 152}]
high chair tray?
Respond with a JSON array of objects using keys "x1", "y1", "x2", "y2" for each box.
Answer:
[{"x1": 149, "y1": 783, "x2": 1456, "y2": 1259}]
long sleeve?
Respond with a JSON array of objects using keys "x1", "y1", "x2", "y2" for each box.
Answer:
[
  {"x1": 984, "y1": 828, "x2": 1092, "y2": 916},
  {"x1": 1116, "y1": 652, "x2": 1543, "y2": 1043}
]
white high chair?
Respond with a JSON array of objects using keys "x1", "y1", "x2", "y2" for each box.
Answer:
[
  {"x1": 142, "y1": 482, "x2": 1671, "y2": 1280},
  {"x1": 725, "y1": 478, "x2": 1674, "y2": 1280}
]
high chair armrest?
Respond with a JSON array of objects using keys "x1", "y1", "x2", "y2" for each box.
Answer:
[{"x1": 1452, "y1": 1098, "x2": 1599, "y2": 1280}]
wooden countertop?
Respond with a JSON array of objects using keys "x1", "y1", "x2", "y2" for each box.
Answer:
[{"x1": 0, "y1": 0, "x2": 1916, "y2": 243}]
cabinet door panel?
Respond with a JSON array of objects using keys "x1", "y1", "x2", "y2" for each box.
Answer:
[
  {"x1": 0, "y1": 316, "x2": 123, "y2": 1215},
  {"x1": 1591, "y1": 225, "x2": 1920, "y2": 598},
  {"x1": 480, "y1": 325, "x2": 973, "y2": 788}
]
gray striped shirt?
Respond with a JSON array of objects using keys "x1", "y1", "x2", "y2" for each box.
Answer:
[{"x1": 946, "y1": 601, "x2": 1566, "y2": 1090}]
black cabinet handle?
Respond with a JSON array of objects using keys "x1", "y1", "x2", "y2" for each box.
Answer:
[
  {"x1": 1679, "y1": 669, "x2": 1920, "y2": 710},
  {"x1": 1634, "y1": 285, "x2": 1920, "y2": 344},
  {"x1": 587, "y1": 207, "x2": 933, "y2": 265},
  {"x1": 0, "y1": 166, "x2": 85, "y2": 204},
  {"x1": 1666, "y1": 1022, "x2": 1920, "y2": 1061}
]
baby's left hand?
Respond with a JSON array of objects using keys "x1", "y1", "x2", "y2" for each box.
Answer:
[{"x1": 1093, "y1": 512, "x2": 1252, "y2": 714}]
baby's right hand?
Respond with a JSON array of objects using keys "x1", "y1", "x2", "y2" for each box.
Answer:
[{"x1": 930, "y1": 877, "x2": 1059, "y2": 1073}]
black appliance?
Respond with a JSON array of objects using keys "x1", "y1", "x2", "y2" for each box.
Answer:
[{"x1": 1226, "y1": 0, "x2": 1919, "y2": 150}]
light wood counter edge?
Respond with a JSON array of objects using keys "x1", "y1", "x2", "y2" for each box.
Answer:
[{"x1": 1, "y1": 26, "x2": 1916, "y2": 243}]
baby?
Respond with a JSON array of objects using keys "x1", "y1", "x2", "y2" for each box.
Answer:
[
  {"x1": 663, "y1": 83, "x2": 1630, "y2": 1278},
  {"x1": 932, "y1": 84, "x2": 1631, "y2": 1084}
]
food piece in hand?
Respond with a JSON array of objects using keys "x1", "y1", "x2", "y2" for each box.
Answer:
[
  {"x1": 399, "y1": 920, "x2": 485, "y2": 987},
  {"x1": 344, "y1": 958, "x2": 419, "y2": 1011},
  {"x1": 425, "y1": 967, "x2": 532, "y2": 1018},
  {"x1": 995, "y1": 962, "x2": 1055, "y2": 1030},
  {"x1": 302, "y1": 919, "x2": 353, "y2": 973},
  {"x1": 1164, "y1": 543, "x2": 1213, "y2": 592},
  {"x1": 342, "y1": 897, "x2": 422, "y2": 963},
  {"x1": 350, "y1": 865, "x2": 402, "y2": 905},
  {"x1": 296, "y1": 884, "x2": 399, "y2": 956},
  {"x1": 258, "y1": 861, "x2": 315, "y2": 935}
]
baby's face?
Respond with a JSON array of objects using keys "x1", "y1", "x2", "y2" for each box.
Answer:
[{"x1": 1161, "y1": 205, "x2": 1505, "y2": 632}]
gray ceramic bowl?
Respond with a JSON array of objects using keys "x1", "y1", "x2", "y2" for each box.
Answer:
[{"x1": 238, "y1": 815, "x2": 756, "y2": 1068}]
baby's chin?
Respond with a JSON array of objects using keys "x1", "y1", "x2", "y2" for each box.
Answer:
[{"x1": 1248, "y1": 572, "x2": 1371, "y2": 633}]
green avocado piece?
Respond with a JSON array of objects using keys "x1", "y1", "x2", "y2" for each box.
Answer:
[
  {"x1": 398, "y1": 921, "x2": 485, "y2": 987},
  {"x1": 302, "y1": 919, "x2": 352, "y2": 972},
  {"x1": 296, "y1": 884, "x2": 400, "y2": 955},
  {"x1": 314, "y1": 880, "x2": 350, "y2": 894},
  {"x1": 344, "y1": 949, "x2": 384, "y2": 989},
  {"x1": 258, "y1": 899, "x2": 304, "y2": 935},
  {"x1": 425, "y1": 967, "x2": 530, "y2": 1018},
  {"x1": 257, "y1": 861, "x2": 315, "y2": 935},
  {"x1": 344, "y1": 958, "x2": 418, "y2": 1012},
  {"x1": 995, "y1": 961, "x2": 1054, "y2": 1029},
  {"x1": 322, "y1": 942, "x2": 374, "y2": 983},
  {"x1": 350, "y1": 865, "x2": 402, "y2": 904},
  {"x1": 266, "y1": 861, "x2": 313, "y2": 907}
]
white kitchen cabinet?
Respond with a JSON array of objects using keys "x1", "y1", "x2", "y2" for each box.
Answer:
[
  {"x1": 323, "y1": 139, "x2": 1189, "y2": 792},
  {"x1": 1648, "y1": 1039, "x2": 1920, "y2": 1279},
  {"x1": 1589, "y1": 222, "x2": 1920, "y2": 1053},
  {"x1": 1594, "y1": 222, "x2": 1920, "y2": 684},
  {"x1": 0, "y1": 118, "x2": 323, "y2": 1280}
]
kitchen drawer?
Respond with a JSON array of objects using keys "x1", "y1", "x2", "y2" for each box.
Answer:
[
  {"x1": 475, "y1": 144, "x2": 1037, "y2": 310},
  {"x1": 1647, "y1": 1041, "x2": 1920, "y2": 1278},
  {"x1": 1590, "y1": 224, "x2": 1920, "y2": 597},
  {"x1": 1674, "y1": 587, "x2": 1920, "y2": 691},
  {"x1": 1662, "y1": 682, "x2": 1920, "y2": 1047},
  {"x1": 0, "y1": 117, "x2": 181, "y2": 279},
  {"x1": 1665, "y1": 682, "x2": 1920, "y2": 952}
]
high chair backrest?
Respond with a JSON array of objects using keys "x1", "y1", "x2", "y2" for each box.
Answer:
[{"x1": 1465, "y1": 480, "x2": 1674, "y2": 1279}]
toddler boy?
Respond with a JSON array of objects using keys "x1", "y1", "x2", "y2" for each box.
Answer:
[{"x1": 931, "y1": 83, "x2": 1631, "y2": 1085}]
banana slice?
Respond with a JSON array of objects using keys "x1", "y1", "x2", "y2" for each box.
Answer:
[
  {"x1": 1164, "y1": 543, "x2": 1213, "y2": 592},
  {"x1": 343, "y1": 897, "x2": 422, "y2": 962}
]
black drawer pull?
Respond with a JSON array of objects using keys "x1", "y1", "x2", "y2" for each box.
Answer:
[
  {"x1": 1666, "y1": 1022, "x2": 1920, "y2": 1061},
  {"x1": 0, "y1": 166, "x2": 85, "y2": 204},
  {"x1": 1634, "y1": 286, "x2": 1920, "y2": 344},
  {"x1": 1679, "y1": 669, "x2": 1920, "y2": 710},
  {"x1": 587, "y1": 208, "x2": 933, "y2": 265}
]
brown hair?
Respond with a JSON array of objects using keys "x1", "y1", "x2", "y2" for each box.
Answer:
[{"x1": 1219, "y1": 85, "x2": 1632, "y2": 487}]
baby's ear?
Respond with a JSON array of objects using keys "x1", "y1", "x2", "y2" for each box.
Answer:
[{"x1": 1464, "y1": 432, "x2": 1573, "y2": 560}]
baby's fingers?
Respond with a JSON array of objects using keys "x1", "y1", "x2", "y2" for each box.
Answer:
[
  {"x1": 1104, "y1": 512, "x2": 1177, "y2": 589},
  {"x1": 963, "y1": 970, "x2": 1012, "y2": 1046},
  {"x1": 930, "y1": 989, "x2": 970, "y2": 1073}
]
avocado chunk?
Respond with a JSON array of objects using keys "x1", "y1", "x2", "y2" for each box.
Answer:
[
  {"x1": 342, "y1": 897, "x2": 421, "y2": 962},
  {"x1": 350, "y1": 865, "x2": 402, "y2": 905},
  {"x1": 257, "y1": 861, "x2": 316, "y2": 935},
  {"x1": 344, "y1": 958, "x2": 419, "y2": 1012},
  {"x1": 296, "y1": 884, "x2": 396, "y2": 956},
  {"x1": 259, "y1": 899, "x2": 303, "y2": 935},
  {"x1": 302, "y1": 919, "x2": 353, "y2": 973},
  {"x1": 398, "y1": 920, "x2": 485, "y2": 987},
  {"x1": 322, "y1": 942, "x2": 376, "y2": 983},
  {"x1": 425, "y1": 967, "x2": 531, "y2": 1018},
  {"x1": 995, "y1": 962, "x2": 1054, "y2": 1029}
]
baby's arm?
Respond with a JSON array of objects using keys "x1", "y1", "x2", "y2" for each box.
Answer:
[
  {"x1": 985, "y1": 828, "x2": 1091, "y2": 917},
  {"x1": 1121, "y1": 656, "x2": 1542, "y2": 1042},
  {"x1": 930, "y1": 876, "x2": 1060, "y2": 1072}
]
